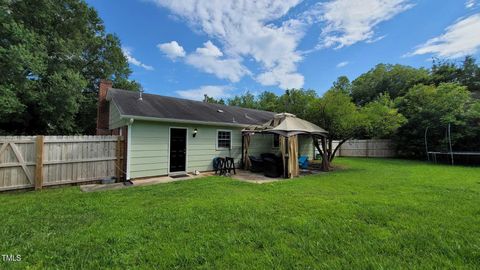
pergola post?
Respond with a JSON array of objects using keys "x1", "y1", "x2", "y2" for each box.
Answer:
[
  {"x1": 241, "y1": 134, "x2": 244, "y2": 168},
  {"x1": 280, "y1": 136, "x2": 287, "y2": 178},
  {"x1": 286, "y1": 136, "x2": 289, "y2": 178},
  {"x1": 241, "y1": 132, "x2": 251, "y2": 170}
]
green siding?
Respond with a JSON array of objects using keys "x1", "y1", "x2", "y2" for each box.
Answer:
[
  {"x1": 109, "y1": 102, "x2": 125, "y2": 129},
  {"x1": 129, "y1": 120, "x2": 314, "y2": 179}
]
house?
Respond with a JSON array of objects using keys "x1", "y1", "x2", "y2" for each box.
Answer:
[{"x1": 96, "y1": 80, "x2": 315, "y2": 180}]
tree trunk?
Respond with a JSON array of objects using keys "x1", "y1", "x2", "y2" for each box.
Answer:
[
  {"x1": 329, "y1": 138, "x2": 349, "y2": 162},
  {"x1": 313, "y1": 135, "x2": 330, "y2": 172},
  {"x1": 320, "y1": 137, "x2": 330, "y2": 171},
  {"x1": 313, "y1": 135, "x2": 351, "y2": 171}
]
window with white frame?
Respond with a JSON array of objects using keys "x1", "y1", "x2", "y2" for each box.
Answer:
[
  {"x1": 217, "y1": 130, "x2": 231, "y2": 149},
  {"x1": 273, "y1": 134, "x2": 280, "y2": 148}
]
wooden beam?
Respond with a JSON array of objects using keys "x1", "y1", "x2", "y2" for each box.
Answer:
[
  {"x1": 0, "y1": 184, "x2": 34, "y2": 192},
  {"x1": 10, "y1": 142, "x2": 34, "y2": 184},
  {"x1": 44, "y1": 138, "x2": 118, "y2": 143},
  {"x1": 43, "y1": 157, "x2": 117, "y2": 165},
  {"x1": 0, "y1": 162, "x2": 36, "y2": 168},
  {"x1": 35, "y1": 135, "x2": 44, "y2": 190},
  {"x1": 0, "y1": 142, "x2": 8, "y2": 163}
]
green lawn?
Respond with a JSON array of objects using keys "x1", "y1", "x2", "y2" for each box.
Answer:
[{"x1": 1, "y1": 158, "x2": 479, "y2": 269}]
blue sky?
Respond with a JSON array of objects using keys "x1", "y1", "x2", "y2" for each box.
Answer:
[{"x1": 87, "y1": 0, "x2": 480, "y2": 100}]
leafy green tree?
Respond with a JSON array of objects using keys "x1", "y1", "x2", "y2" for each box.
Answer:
[
  {"x1": 458, "y1": 56, "x2": 480, "y2": 97},
  {"x1": 429, "y1": 56, "x2": 480, "y2": 96},
  {"x1": 278, "y1": 89, "x2": 317, "y2": 119},
  {"x1": 257, "y1": 91, "x2": 279, "y2": 112},
  {"x1": 228, "y1": 91, "x2": 257, "y2": 109},
  {"x1": 461, "y1": 101, "x2": 480, "y2": 150},
  {"x1": 227, "y1": 89, "x2": 318, "y2": 115},
  {"x1": 331, "y1": 76, "x2": 352, "y2": 95},
  {"x1": 308, "y1": 89, "x2": 364, "y2": 170},
  {"x1": 395, "y1": 83, "x2": 476, "y2": 157},
  {"x1": 0, "y1": 0, "x2": 139, "y2": 135},
  {"x1": 429, "y1": 58, "x2": 460, "y2": 87},
  {"x1": 360, "y1": 94, "x2": 407, "y2": 139},
  {"x1": 309, "y1": 87, "x2": 405, "y2": 170},
  {"x1": 203, "y1": 94, "x2": 226, "y2": 105},
  {"x1": 351, "y1": 64, "x2": 429, "y2": 105}
]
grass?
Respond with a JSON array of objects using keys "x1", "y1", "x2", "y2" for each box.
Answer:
[{"x1": 0, "y1": 158, "x2": 479, "y2": 269}]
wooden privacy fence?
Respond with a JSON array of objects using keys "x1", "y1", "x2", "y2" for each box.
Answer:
[
  {"x1": 0, "y1": 135, "x2": 124, "y2": 191},
  {"x1": 316, "y1": 139, "x2": 396, "y2": 158},
  {"x1": 334, "y1": 139, "x2": 396, "y2": 157}
]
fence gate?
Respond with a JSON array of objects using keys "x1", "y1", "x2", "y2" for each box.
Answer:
[{"x1": 0, "y1": 136, "x2": 124, "y2": 191}]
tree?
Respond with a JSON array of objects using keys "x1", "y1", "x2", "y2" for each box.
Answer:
[
  {"x1": 228, "y1": 91, "x2": 257, "y2": 109},
  {"x1": 0, "y1": 0, "x2": 139, "y2": 135},
  {"x1": 203, "y1": 94, "x2": 226, "y2": 105},
  {"x1": 360, "y1": 93, "x2": 407, "y2": 139},
  {"x1": 461, "y1": 101, "x2": 480, "y2": 150},
  {"x1": 395, "y1": 83, "x2": 476, "y2": 157},
  {"x1": 429, "y1": 58, "x2": 460, "y2": 87},
  {"x1": 256, "y1": 91, "x2": 279, "y2": 112},
  {"x1": 308, "y1": 89, "x2": 364, "y2": 170},
  {"x1": 331, "y1": 76, "x2": 352, "y2": 95},
  {"x1": 351, "y1": 64, "x2": 429, "y2": 105},
  {"x1": 309, "y1": 88, "x2": 405, "y2": 170},
  {"x1": 277, "y1": 89, "x2": 317, "y2": 119},
  {"x1": 458, "y1": 56, "x2": 480, "y2": 96},
  {"x1": 226, "y1": 89, "x2": 318, "y2": 116},
  {"x1": 429, "y1": 56, "x2": 480, "y2": 97}
]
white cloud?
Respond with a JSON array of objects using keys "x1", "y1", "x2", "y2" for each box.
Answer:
[
  {"x1": 157, "y1": 41, "x2": 186, "y2": 59},
  {"x1": 336, "y1": 61, "x2": 349, "y2": 68},
  {"x1": 122, "y1": 47, "x2": 154, "y2": 71},
  {"x1": 409, "y1": 14, "x2": 480, "y2": 58},
  {"x1": 195, "y1": 41, "x2": 223, "y2": 57},
  {"x1": 150, "y1": 0, "x2": 306, "y2": 89},
  {"x1": 176, "y1": 85, "x2": 233, "y2": 100},
  {"x1": 319, "y1": 0, "x2": 413, "y2": 49},
  {"x1": 185, "y1": 41, "x2": 250, "y2": 82},
  {"x1": 151, "y1": 0, "x2": 413, "y2": 88},
  {"x1": 466, "y1": 0, "x2": 476, "y2": 9},
  {"x1": 256, "y1": 62, "x2": 304, "y2": 89}
]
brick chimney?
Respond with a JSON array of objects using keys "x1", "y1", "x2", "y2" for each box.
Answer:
[{"x1": 96, "y1": 79, "x2": 113, "y2": 135}]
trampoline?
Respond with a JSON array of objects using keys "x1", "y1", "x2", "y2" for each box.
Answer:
[
  {"x1": 427, "y1": 151, "x2": 480, "y2": 166},
  {"x1": 425, "y1": 124, "x2": 480, "y2": 166}
]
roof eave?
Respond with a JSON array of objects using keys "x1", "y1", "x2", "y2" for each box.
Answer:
[{"x1": 120, "y1": 114, "x2": 251, "y2": 128}]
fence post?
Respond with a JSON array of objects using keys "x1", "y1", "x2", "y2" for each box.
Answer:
[{"x1": 35, "y1": 135, "x2": 44, "y2": 190}]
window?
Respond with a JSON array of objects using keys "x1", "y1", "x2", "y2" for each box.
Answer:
[
  {"x1": 273, "y1": 134, "x2": 280, "y2": 148},
  {"x1": 217, "y1": 130, "x2": 231, "y2": 149}
]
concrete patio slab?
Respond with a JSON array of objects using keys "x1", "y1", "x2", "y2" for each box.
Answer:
[
  {"x1": 80, "y1": 171, "x2": 215, "y2": 192},
  {"x1": 230, "y1": 170, "x2": 285, "y2": 184},
  {"x1": 230, "y1": 169, "x2": 325, "y2": 184},
  {"x1": 80, "y1": 166, "x2": 327, "y2": 192}
]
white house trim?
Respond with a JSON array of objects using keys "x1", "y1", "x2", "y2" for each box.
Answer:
[
  {"x1": 120, "y1": 114, "x2": 250, "y2": 128},
  {"x1": 126, "y1": 124, "x2": 132, "y2": 180},
  {"x1": 216, "y1": 129, "x2": 232, "y2": 150}
]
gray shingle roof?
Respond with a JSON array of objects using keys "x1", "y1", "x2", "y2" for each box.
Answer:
[{"x1": 107, "y1": 88, "x2": 275, "y2": 126}]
